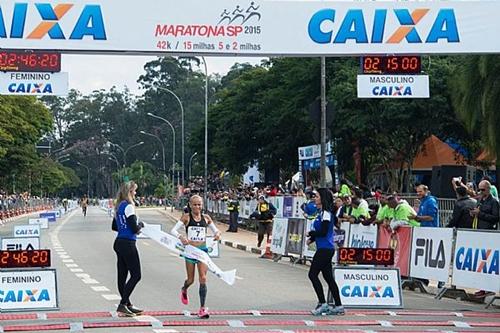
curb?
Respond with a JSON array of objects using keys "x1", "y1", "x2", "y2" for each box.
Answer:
[{"x1": 156, "y1": 208, "x2": 264, "y2": 256}]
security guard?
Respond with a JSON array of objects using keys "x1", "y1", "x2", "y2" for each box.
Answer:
[{"x1": 226, "y1": 194, "x2": 240, "y2": 232}]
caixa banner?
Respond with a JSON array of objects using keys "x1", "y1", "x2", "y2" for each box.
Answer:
[
  {"x1": 452, "y1": 230, "x2": 499, "y2": 293},
  {"x1": 0, "y1": 72, "x2": 68, "y2": 96},
  {"x1": 0, "y1": 1, "x2": 500, "y2": 55}
]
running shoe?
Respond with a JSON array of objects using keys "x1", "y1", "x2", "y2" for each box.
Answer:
[
  {"x1": 328, "y1": 305, "x2": 345, "y2": 315},
  {"x1": 310, "y1": 303, "x2": 331, "y2": 316},
  {"x1": 198, "y1": 307, "x2": 210, "y2": 319},
  {"x1": 127, "y1": 304, "x2": 144, "y2": 315},
  {"x1": 116, "y1": 304, "x2": 135, "y2": 317},
  {"x1": 180, "y1": 288, "x2": 189, "y2": 305}
]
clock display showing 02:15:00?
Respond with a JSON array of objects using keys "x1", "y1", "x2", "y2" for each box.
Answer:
[
  {"x1": 0, "y1": 50, "x2": 61, "y2": 72},
  {"x1": 0, "y1": 250, "x2": 51, "y2": 268}
]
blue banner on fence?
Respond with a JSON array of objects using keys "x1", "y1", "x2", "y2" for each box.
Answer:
[{"x1": 39, "y1": 212, "x2": 56, "y2": 222}]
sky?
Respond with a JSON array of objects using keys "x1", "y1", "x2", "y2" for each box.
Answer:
[{"x1": 61, "y1": 54, "x2": 265, "y2": 95}]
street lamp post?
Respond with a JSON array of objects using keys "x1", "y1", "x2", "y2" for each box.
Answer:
[
  {"x1": 201, "y1": 56, "x2": 208, "y2": 206},
  {"x1": 123, "y1": 141, "x2": 144, "y2": 167},
  {"x1": 77, "y1": 161, "x2": 90, "y2": 198},
  {"x1": 109, "y1": 142, "x2": 126, "y2": 167},
  {"x1": 147, "y1": 112, "x2": 176, "y2": 184},
  {"x1": 189, "y1": 152, "x2": 198, "y2": 182},
  {"x1": 140, "y1": 131, "x2": 166, "y2": 173},
  {"x1": 157, "y1": 86, "x2": 185, "y2": 186}
]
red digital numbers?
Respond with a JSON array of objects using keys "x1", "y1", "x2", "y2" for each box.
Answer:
[
  {"x1": 0, "y1": 50, "x2": 61, "y2": 72},
  {"x1": 338, "y1": 248, "x2": 394, "y2": 265},
  {"x1": 0, "y1": 250, "x2": 51, "y2": 268},
  {"x1": 362, "y1": 56, "x2": 421, "y2": 75}
]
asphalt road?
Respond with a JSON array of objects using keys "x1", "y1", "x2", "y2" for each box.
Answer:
[{"x1": 0, "y1": 206, "x2": 498, "y2": 333}]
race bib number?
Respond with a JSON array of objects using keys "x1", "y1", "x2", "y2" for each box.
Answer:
[{"x1": 187, "y1": 226, "x2": 206, "y2": 242}]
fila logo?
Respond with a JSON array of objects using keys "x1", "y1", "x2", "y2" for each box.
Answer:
[{"x1": 0, "y1": 3, "x2": 106, "y2": 40}]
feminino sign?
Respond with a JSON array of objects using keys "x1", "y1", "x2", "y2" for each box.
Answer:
[
  {"x1": 0, "y1": 1, "x2": 500, "y2": 55},
  {"x1": 0, "y1": 72, "x2": 68, "y2": 96}
]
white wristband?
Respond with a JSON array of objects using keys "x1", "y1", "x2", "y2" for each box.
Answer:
[
  {"x1": 208, "y1": 222, "x2": 219, "y2": 235},
  {"x1": 171, "y1": 220, "x2": 184, "y2": 238}
]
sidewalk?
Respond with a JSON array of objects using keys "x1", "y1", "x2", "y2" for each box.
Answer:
[{"x1": 155, "y1": 207, "x2": 266, "y2": 255}]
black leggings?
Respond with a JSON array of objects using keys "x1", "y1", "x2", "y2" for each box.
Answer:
[
  {"x1": 114, "y1": 238, "x2": 142, "y2": 305},
  {"x1": 308, "y1": 248, "x2": 341, "y2": 305}
]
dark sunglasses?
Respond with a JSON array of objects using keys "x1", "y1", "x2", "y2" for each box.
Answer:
[{"x1": 478, "y1": 188, "x2": 487, "y2": 192}]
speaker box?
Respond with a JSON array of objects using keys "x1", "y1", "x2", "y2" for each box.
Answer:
[{"x1": 431, "y1": 165, "x2": 476, "y2": 198}]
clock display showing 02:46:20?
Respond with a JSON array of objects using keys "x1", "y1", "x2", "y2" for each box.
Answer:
[
  {"x1": 0, "y1": 50, "x2": 61, "y2": 72},
  {"x1": 0, "y1": 250, "x2": 51, "y2": 268}
]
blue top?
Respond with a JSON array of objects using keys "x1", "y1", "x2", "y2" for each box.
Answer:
[
  {"x1": 116, "y1": 200, "x2": 137, "y2": 241},
  {"x1": 418, "y1": 194, "x2": 439, "y2": 227},
  {"x1": 312, "y1": 210, "x2": 335, "y2": 249}
]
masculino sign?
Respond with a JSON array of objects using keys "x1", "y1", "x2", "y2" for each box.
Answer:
[
  {"x1": 357, "y1": 75, "x2": 429, "y2": 98},
  {"x1": 452, "y1": 230, "x2": 499, "y2": 292},
  {"x1": 0, "y1": 72, "x2": 68, "y2": 96},
  {"x1": 1, "y1": 1, "x2": 499, "y2": 55},
  {"x1": 0, "y1": 269, "x2": 58, "y2": 311},
  {"x1": 333, "y1": 267, "x2": 403, "y2": 308},
  {"x1": 409, "y1": 227, "x2": 453, "y2": 282}
]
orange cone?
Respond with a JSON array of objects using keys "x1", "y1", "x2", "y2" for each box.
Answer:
[{"x1": 260, "y1": 235, "x2": 273, "y2": 259}]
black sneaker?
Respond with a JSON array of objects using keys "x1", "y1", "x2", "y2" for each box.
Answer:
[
  {"x1": 116, "y1": 304, "x2": 135, "y2": 317},
  {"x1": 127, "y1": 304, "x2": 144, "y2": 315}
]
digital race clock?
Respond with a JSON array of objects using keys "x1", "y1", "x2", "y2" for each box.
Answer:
[
  {"x1": 0, "y1": 250, "x2": 51, "y2": 268},
  {"x1": 338, "y1": 248, "x2": 394, "y2": 266},
  {"x1": 361, "y1": 56, "x2": 421, "y2": 75},
  {"x1": 0, "y1": 50, "x2": 61, "y2": 72}
]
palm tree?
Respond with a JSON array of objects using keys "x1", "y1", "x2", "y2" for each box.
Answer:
[{"x1": 451, "y1": 55, "x2": 500, "y2": 183}]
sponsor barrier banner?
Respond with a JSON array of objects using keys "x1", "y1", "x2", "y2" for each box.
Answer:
[
  {"x1": 452, "y1": 230, "x2": 499, "y2": 292},
  {"x1": 357, "y1": 75, "x2": 429, "y2": 98},
  {"x1": 39, "y1": 212, "x2": 56, "y2": 222},
  {"x1": 333, "y1": 267, "x2": 403, "y2": 308},
  {"x1": 269, "y1": 196, "x2": 284, "y2": 218},
  {"x1": 286, "y1": 218, "x2": 305, "y2": 256},
  {"x1": 0, "y1": 72, "x2": 68, "y2": 96},
  {"x1": 206, "y1": 236, "x2": 220, "y2": 258},
  {"x1": 29, "y1": 218, "x2": 49, "y2": 229},
  {"x1": 348, "y1": 224, "x2": 378, "y2": 248},
  {"x1": 0, "y1": 269, "x2": 58, "y2": 311},
  {"x1": 141, "y1": 223, "x2": 236, "y2": 285},
  {"x1": 410, "y1": 227, "x2": 453, "y2": 282},
  {"x1": 303, "y1": 219, "x2": 316, "y2": 258},
  {"x1": 14, "y1": 225, "x2": 41, "y2": 238},
  {"x1": 3, "y1": 2, "x2": 498, "y2": 56},
  {"x1": 283, "y1": 196, "x2": 294, "y2": 218},
  {"x1": 49, "y1": 210, "x2": 61, "y2": 218},
  {"x1": 292, "y1": 197, "x2": 306, "y2": 218},
  {"x1": 270, "y1": 218, "x2": 288, "y2": 255},
  {"x1": 1, "y1": 237, "x2": 39, "y2": 251},
  {"x1": 378, "y1": 226, "x2": 412, "y2": 276}
]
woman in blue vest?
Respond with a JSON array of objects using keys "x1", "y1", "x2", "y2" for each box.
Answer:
[
  {"x1": 111, "y1": 181, "x2": 144, "y2": 317},
  {"x1": 307, "y1": 188, "x2": 344, "y2": 316}
]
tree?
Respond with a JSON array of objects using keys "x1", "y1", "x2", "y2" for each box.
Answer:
[{"x1": 451, "y1": 55, "x2": 500, "y2": 183}]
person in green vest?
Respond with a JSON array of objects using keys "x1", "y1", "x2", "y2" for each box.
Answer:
[
  {"x1": 226, "y1": 194, "x2": 240, "y2": 232},
  {"x1": 348, "y1": 198, "x2": 371, "y2": 224},
  {"x1": 387, "y1": 196, "x2": 419, "y2": 231},
  {"x1": 374, "y1": 195, "x2": 394, "y2": 226},
  {"x1": 339, "y1": 179, "x2": 352, "y2": 197}
]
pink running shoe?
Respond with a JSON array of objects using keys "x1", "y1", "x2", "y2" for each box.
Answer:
[
  {"x1": 198, "y1": 307, "x2": 209, "y2": 319},
  {"x1": 180, "y1": 288, "x2": 188, "y2": 305}
]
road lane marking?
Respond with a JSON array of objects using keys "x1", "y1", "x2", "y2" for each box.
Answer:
[
  {"x1": 62, "y1": 259, "x2": 74, "y2": 263},
  {"x1": 70, "y1": 268, "x2": 84, "y2": 273},
  {"x1": 92, "y1": 286, "x2": 110, "y2": 292},
  {"x1": 102, "y1": 294, "x2": 121, "y2": 301},
  {"x1": 65, "y1": 264, "x2": 78, "y2": 268}
]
